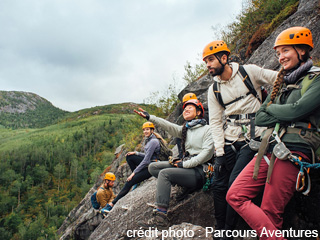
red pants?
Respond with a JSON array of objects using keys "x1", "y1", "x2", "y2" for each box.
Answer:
[{"x1": 226, "y1": 152, "x2": 307, "y2": 240}]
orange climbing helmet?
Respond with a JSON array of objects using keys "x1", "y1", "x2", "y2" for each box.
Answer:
[
  {"x1": 202, "y1": 40, "x2": 230, "y2": 60},
  {"x1": 183, "y1": 99, "x2": 205, "y2": 118},
  {"x1": 142, "y1": 122, "x2": 155, "y2": 130},
  {"x1": 182, "y1": 92, "x2": 197, "y2": 103},
  {"x1": 104, "y1": 172, "x2": 116, "y2": 181},
  {"x1": 274, "y1": 26, "x2": 313, "y2": 50}
]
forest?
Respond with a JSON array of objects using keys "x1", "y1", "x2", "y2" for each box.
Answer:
[
  {"x1": 0, "y1": 0, "x2": 306, "y2": 239},
  {"x1": 0, "y1": 108, "x2": 153, "y2": 239}
]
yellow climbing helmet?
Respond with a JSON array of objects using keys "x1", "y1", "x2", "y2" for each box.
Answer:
[
  {"x1": 104, "y1": 172, "x2": 116, "y2": 181},
  {"x1": 202, "y1": 40, "x2": 230, "y2": 60},
  {"x1": 182, "y1": 92, "x2": 197, "y2": 103},
  {"x1": 142, "y1": 121, "x2": 155, "y2": 129},
  {"x1": 274, "y1": 26, "x2": 313, "y2": 50}
]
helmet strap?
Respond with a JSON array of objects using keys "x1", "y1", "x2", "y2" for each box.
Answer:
[
  {"x1": 214, "y1": 54, "x2": 226, "y2": 67},
  {"x1": 293, "y1": 45, "x2": 303, "y2": 67}
]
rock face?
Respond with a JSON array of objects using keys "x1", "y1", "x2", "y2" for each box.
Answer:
[
  {"x1": 58, "y1": 1, "x2": 320, "y2": 239},
  {"x1": 0, "y1": 91, "x2": 48, "y2": 114},
  {"x1": 0, "y1": 90, "x2": 67, "y2": 128},
  {"x1": 247, "y1": 0, "x2": 320, "y2": 70}
]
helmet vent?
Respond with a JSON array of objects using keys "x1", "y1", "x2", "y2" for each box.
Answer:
[{"x1": 289, "y1": 33, "x2": 295, "y2": 39}]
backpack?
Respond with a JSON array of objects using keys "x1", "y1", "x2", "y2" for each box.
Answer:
[
  {"x1": 91, "y1": 187, "x2": 104, "y2": 209},
  {"x1": 153, "y1": 132, "x2": 173, "y2": 161},
  {"x1": 213, "y1": 65, "x2": 267, "y2": 109}
]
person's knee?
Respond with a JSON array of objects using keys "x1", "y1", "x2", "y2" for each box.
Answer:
[
  {"x1": 226, "y1": 186, "x2": 242, "y2": 210},
  {"x1": 126, "y1": 154, "x2": 134, "y2": 163},
  {"x1": 148, "y1": 162, "x2": 158, "y2": 175},
  {"x1": 158, "y1": 169, "x2": 170, "y2": 181}
]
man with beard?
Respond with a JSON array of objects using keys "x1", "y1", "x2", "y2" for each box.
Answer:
[{"x1": 203, "y1": 40, "x2": 277, "y2": 239}]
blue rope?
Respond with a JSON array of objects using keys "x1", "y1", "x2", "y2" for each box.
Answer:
[{"x1": 290, "y1": 155, "x2": 320, "y2": 172}]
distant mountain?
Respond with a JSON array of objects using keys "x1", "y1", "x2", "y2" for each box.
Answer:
[
  {"x1": 63, "y1": 102, "x2": 161, "y2": 122},
  {"x1": 0, "y1": 91, "x2": 68, "y2": 129},
  {"x1": 0, "y1": 91, "x2": 161, "y2": 129}
]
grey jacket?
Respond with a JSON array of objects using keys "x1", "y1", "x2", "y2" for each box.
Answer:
[
  {"x1": 134, "y1": 133, "x2": 160, "y2": 173},
  {"x1": 149, "y1": 115, "x2": 215, "y2": 168}
]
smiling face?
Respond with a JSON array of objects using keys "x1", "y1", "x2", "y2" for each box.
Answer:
[
  {"x1": 143, "y1": 127, "x2": 153, "y2": 137},
  {"x1": 183, "y1": 104, "x2": 201, "y2": 121},
  {"x1": 275, "y1": 45, "x2": 306, "y2": 70}
]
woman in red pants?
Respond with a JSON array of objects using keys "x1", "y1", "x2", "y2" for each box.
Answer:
[{"x1": 227, "y1": 26, "x2": 320, "y2": 240}]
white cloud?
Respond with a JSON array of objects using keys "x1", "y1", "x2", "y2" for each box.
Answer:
[{"x1": 0, "y1": 0, "x2": 242, "y2": 111}]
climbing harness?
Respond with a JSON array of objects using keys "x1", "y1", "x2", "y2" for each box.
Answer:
[
  {"x1": 253, "y1": 123, "x2": 285, "y2": 182},
  {"x1": 226, "y1": 113, "x2": 259, "y2": 149},
  {"x1": 253, "y1": 123, "x2": 320, "y2": 195}
]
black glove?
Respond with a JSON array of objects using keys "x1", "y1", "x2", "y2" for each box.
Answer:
[
  {"x1": 143, "y1": 111, "x2": 150, "y2": 120},
  {"x1": 214, "y1": 155, "x2": 226, "y2": 173}
]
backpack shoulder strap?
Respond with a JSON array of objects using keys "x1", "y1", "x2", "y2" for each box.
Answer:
[
  {"x1": 239, "y1": 65, "x2": 262, "y2": 103},
  {"x1": 213, "y1": 81, "x2": 226, "y2": 109},
  {"x1": 301, "y1": 71, "x2": 320, "y2": 96}
]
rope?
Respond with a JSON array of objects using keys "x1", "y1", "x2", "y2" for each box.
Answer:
[
  {"x1": 289, "y1": 155, "x2": 320, "y2": 172},
  {"x1": 202, "y1": 178, "x2": 211, "y2": 192}
]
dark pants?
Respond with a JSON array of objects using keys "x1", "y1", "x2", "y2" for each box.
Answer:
[
  {"x1": 212, "y1": 140, "x2": 256, "y2": 230},
  {"x1": 112, "y1": 155, "x2": 152, "y2": 205}
]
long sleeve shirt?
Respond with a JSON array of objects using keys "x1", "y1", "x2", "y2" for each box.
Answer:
[
  {"x1": 96, "y1": 186, "x2": 116, "y2": 208},
  {"x1": 134, "y1": 134, "x2": 160, "y2": 173},
  {"x1": 149, "y1": 115, "x2": 215, "y2": 168},
  {"x1": 207, "y1": 62, "x2": 278, "y2": 157}
]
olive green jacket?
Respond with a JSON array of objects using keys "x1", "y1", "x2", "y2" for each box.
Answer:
[{"x1": 255, "y1": 66, "x2": 320, "y2": 149}]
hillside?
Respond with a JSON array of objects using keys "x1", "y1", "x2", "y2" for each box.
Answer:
[
  {"x1": 0, "y1": 100, "x2": 162, "y2": 239},
  {"x1": 63, "y1": 102, "x2": 162, "y2": 122},
  {"x1": 57, "y1": 0, "x2": 320, "y2": 239},
  {"x1": 0, "y1": 91, "x2": 68, "y2": 129},
  {"x1": 0, "y1": 91, "x2": 163, "y2": 130}
]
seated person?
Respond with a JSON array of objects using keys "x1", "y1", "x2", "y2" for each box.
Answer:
[
  {"x1": 134, "y1": 99, "x2": 215, "y2": 229},
  {"x1": 107, "y1": 122, "x2": 161, "y2": 210},
  {"x1": 97, "y1": 172, "x2": 116, "y2": 214}
]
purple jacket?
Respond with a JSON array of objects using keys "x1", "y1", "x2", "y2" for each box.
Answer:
[{"x1": 134, "y1": 134, "x2": 160, "y2": 173}]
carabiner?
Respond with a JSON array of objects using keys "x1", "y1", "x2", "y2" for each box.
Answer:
[{"x1": 296, "y1": 171, "x2": 305, "y2": 192}]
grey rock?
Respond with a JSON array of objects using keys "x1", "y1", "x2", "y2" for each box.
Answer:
[{"x1": 247, "y1": 0, "x2": 320, "y2": 70}]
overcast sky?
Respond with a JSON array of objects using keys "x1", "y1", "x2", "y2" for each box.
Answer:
[{"x1": 0, "y1": 0, "x2": 243, "y2": 112}]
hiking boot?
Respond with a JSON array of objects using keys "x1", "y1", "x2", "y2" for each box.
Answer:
[
  {"x1": 137, "y1": 210, "x2": 169, "y2": 230},
  {"x1": 105, "y1": 203, "x2": 113, "y2": 211},
  {"x1": 99, "y1": 209, "x2": 110, "y2": 218}
]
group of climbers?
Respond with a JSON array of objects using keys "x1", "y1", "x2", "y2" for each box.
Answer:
[
  {"x1": 227, "y1": 26, "x2": 320, "y2": 240},
  {"x1": 91, "y1": 26, "x2": 319, "y2": 239}
]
